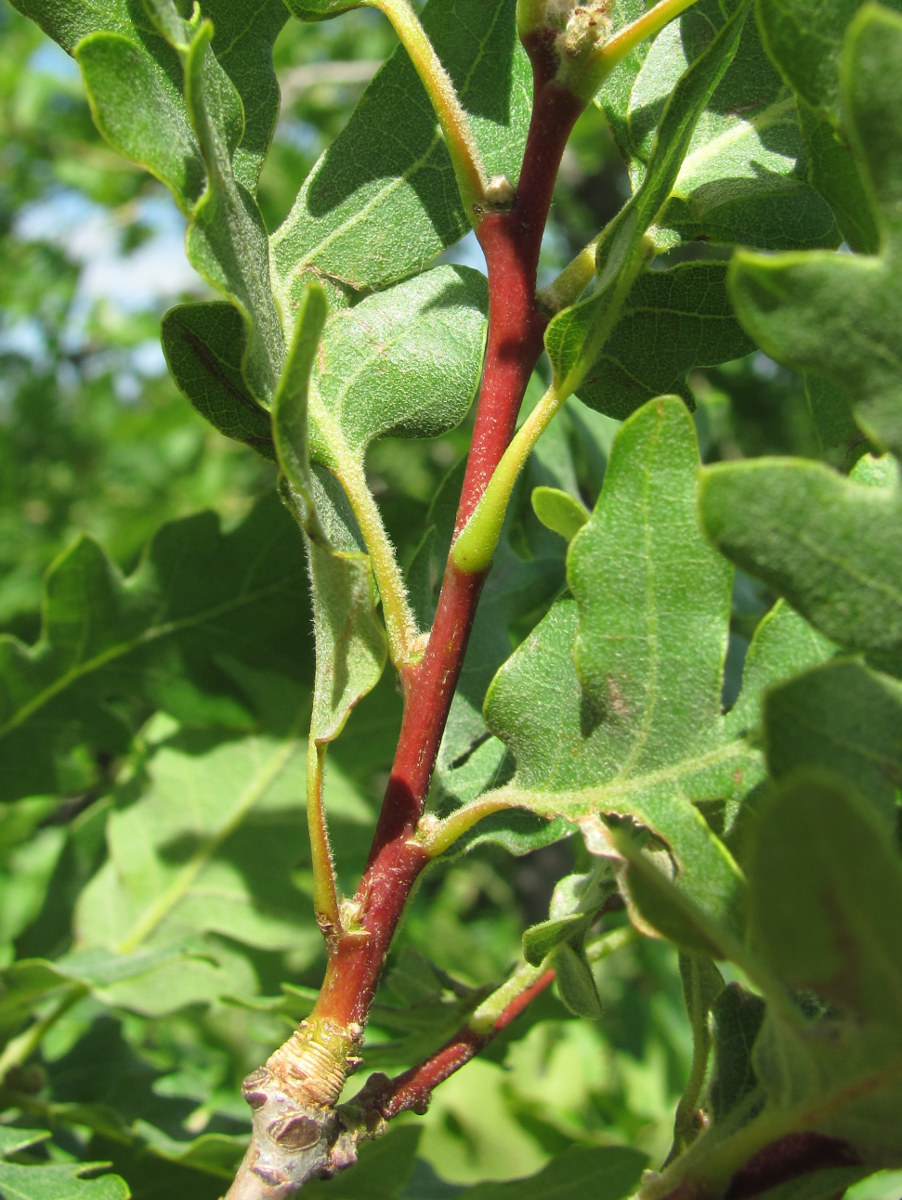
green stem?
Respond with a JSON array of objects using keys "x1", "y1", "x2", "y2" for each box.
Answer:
[
  {"x1": 451, "y1": 382, "x2": 567, "y2": 573},
  {"x1": 600, "y1": 0, "x2": 703, "y2": 78},
  {"x1": 538, "y1": 232, "x2": 601, "y2": 315},
  {"x1": 0, "y1": 985, "x2": 86, "y2": 1082},
  {"x1": 415, "y1": 794, "x2": 514, "y2": 857},
  {"x1": 336, "y1": 456, "x2": 419, "y2": 672},
  {"x1": 376, "y1": 0, "x2": 489, "y2": 218},
  {"x1": 469, "y1": 925, "x2": 636, "y2": 1036},
  {"x1": 306, "y1": 738, "x2": 341, "y2": 944}
]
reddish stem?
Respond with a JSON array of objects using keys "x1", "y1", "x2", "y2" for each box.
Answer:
[
  {"x1": 362, "y1": 969, "x2": 556, "y2": 1121},
  {"x1": 301, "y1": 47, "x2": 583, "y2": 1079}
]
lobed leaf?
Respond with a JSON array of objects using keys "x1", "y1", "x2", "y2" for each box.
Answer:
[
  {"x1": 0, "y1": 1132, "x2": 128, "y2": 1200},
  {"x1": 456, "y1": 398, "x2": 830, "y2": 955},
  {"x1": 729, "y1": 3, "x2": 902, "y2": 457},
  {"x1": 699, "y1": 454, "x2": 902, "y2": 657},
  {"x1": 0, "y1": 496, "x2": 310, "y2": 803}
]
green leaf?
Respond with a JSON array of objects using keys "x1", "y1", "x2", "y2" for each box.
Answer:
[
  {"x1": 272, "y1": 282, "x2": 331, "y2": 527},
  {"x1": 72, "y1": 714, "x2": 348, "y2": 1014},
  {"x1": 74, "y1": 29, "x2": 204, "y2": 209},
  {"x1": 271, "y1": 0, "x2": 531, "y2": 304},
  {"x1": 546, "y1": 1, "x2": 750, "y2": 401},
  {"x1": 287, "y1": 0, "x2": 373, "y2": 19},
  {"x1": 552, "y1": 942, "x2": 604, "y2": 1019},
  {"x1": 749, "y1": 772, "x2": 902, "y2": 1025},
  {"x1": 466, "y1": 398, "x2": 829, "y2": 955},
  {"x1": 451, "y1": 1145, "x2": 647, "y2": 1200},
  {"x1": 0, "y1": 1129, "x2": 129, "y2": 1200},
  {"x1": 615, "y1": 0, "x2": 838, "y2": 250},
  {"x1": 179, "y1": 18, "x2": 284, "y2": 404},
  {"x1": 699, "y1": 454, "x2": 902, "y2": 657},
  {"x1": 530, "y1": 487, "x2": 589, "y2": 543},
  {"x1": 306, "y1": 540, "x2": 387, "y2": 744},
  {"x1": 729, "y1": 4, "x2": 902, "y2": 456},
  {"x1": 748, "y1": 772, "x2": 902, "y2": 1154},
  {"x1": 572, "y1": 263, "x2": 755, "y2": 420},
  {"x1": 671, "y1": 953, "x2": 724, "y2": 1154},
  {"x1": 521, "y1": 864, "x2": 615, "y2": 966},
  {"x1": 797, "y1": 100, "x2": 879, "y2": 254},
  {"x1": 308, "y1": 265, "x2": 488, "y2": 468},
  {"x1": 0, "y1": 496, "x2": 310, "y2": 803},
  {"x1": 160, "y1": 302, "x2": 274, "y2": 458},
  {"x1": 765, "y1": 660, "x2": 902, "y2": 831},
  {"x1": 14, "y1": 0, "x2": 287, "y2": 208},
  {"x1": 708, "y1": 981, "x2": 766, "y2": 1121},
  {"x1": 755, "y1": 0, "x2": 902, "y2": 126}
]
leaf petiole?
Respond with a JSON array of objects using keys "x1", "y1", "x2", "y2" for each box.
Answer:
[
  {"x1": 335, "y1": 456, "x2": 420, "y2": 673},
  {"x1": 375, "y1": 0, "x2": 490, "y2": 219}
]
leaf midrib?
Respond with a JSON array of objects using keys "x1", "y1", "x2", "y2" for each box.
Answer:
[{"x1": 0, "y1": 574, "x2": 302, "y2": 741}]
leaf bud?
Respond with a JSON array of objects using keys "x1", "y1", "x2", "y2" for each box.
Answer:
[{"x1": 517, "y1": 0, "x2": 614, "y2": 98}]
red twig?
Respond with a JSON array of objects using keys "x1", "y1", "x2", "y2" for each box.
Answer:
[
  {"x1": 359, "y1": 969, "x2": 556, "y2": 1121},
  {"x1": 302, "y1": 58, "x2": 583, "y2": 1040}
]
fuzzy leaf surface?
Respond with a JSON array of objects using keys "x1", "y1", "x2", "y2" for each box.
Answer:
[
  {"x1": 271, "y1": 0, "x2": 531, "y2": 305},
  {"x1": 456, "y1": 399, "x2": 829, "y2": 953},
  {"x1": 699, "y1": 455, "x2": 902, "y2": 657},
  {"x1": 0, "y1": 496, "x2": 310, "y2": 803},
  {"x1": 308, "y1": 265, "x2": 488, "y2": 466},
  {"x1": 729, "y1": 4, "x2": 902, "y2": 456},
  {"x1": 546, "y1": 1, "x2": 749, "y2": 405},
  {"x1": 573, "y1": 262, "x2": 755, "y2": 420},
  {"x1": 612, "y1": 0, "x2": 837, "y2": 249},
  {"x1": 161, "y1": 302, "x2": 273, "y2": 457}
]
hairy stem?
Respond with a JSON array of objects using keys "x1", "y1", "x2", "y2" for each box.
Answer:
[
  {"x1": 376, "y1": 0, "x2": 488, "y2": 215},
  {"x1": 224, "y1": 42, "x2": 585, "y2": 1200}
]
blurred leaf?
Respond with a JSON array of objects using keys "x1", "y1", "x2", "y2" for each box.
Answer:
[
  {"x1": 749, "y1": 772, "x2": 902, "y2": 1025},
  {"x1": 73, "y1": 713, "x2": 335, "y2": 1014},
  {"x1": 0, "y1": 495, "x2": 311, "y2": 803},
  {"x1": 301, "y1": 1126, "x2": 422, "y2": 1200},
  {"x1": 729, "y1": 4, "x2": 902, "y2": 456},
  {"x1": 614, "y1": 0, "x2": 838, "y2": 250},
  {"x1": 699, "y1": 454, "x2": 902, "y2": 657},
  {"x1": 450, "y1": 1144, "x2": 647, "y2": 1200},
  {"x1": 765, "y1": 660, "x2": 902, "y2": 830},
  {"x1": 0, "y1": 1127, "x2": 129, "y2": 1200},
  {"x1": 748, "y1": 776, "x2": 902, "y2": 1155}
]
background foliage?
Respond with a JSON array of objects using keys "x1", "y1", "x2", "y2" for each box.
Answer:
[{"x1": 2, "y1": 1, "x2": 902, "y2": 1198}]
